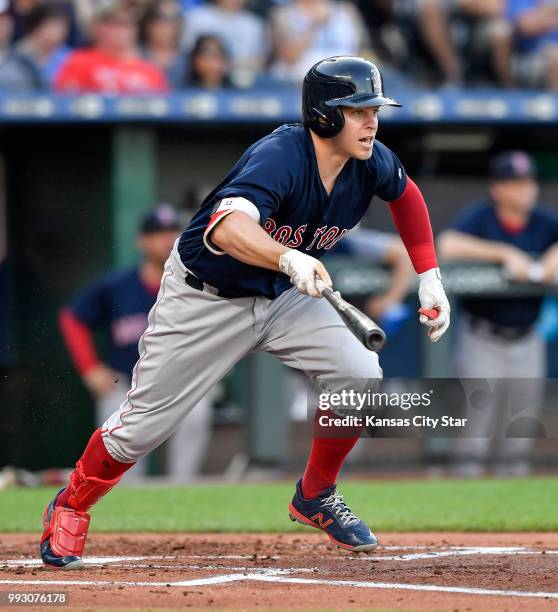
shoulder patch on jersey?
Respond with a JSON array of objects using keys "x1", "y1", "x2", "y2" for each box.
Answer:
[
  {"x1": 215, "y1": 197, "x2": 260, "y2": 223},
  {"x1": 203, "y1": 197, "x2": 260, "y2": 256}
]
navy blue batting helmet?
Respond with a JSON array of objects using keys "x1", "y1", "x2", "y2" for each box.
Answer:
[{"x1": 302, "y1": 56, "x2": 401, "y2": 138}]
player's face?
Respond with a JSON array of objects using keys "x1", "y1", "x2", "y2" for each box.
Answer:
[
  {"x1": 138, "y1": 230, "x2": 179, "y2": 265},
  {"x1": 490, "y1": 177, "x2": 539, "y2": 214},
  {"x1": 336, "y1": 106, "x2": 380, "y2": 160}
]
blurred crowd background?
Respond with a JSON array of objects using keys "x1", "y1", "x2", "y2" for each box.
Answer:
[{"x1": 2, "y1": 0, "x2": 558, "y2": 94}]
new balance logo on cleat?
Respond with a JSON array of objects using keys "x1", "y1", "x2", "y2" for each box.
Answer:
[
  {"x1": 288, "y1": 479, "x2": 378, "y2": 553},
  {"x1": 309, "y1": 513, "x2": 333, "y2": 529}
]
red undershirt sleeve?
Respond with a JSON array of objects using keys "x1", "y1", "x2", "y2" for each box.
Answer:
[
  {"x1": 388, "y1": 177, "x2": 438, "y2": 274},
  {"x1": 59, "y1": 308, "x2": 101, "y2": 376}
]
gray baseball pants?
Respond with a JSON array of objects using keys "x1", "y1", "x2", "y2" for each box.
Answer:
[
  {"x1": 97, "y1": 380, "x2": 211, "y2": 481},
  {"x1": 452, "y1": 315, "x2": 545, "y2": 465},
  {"x1": 102, "y1": 242, "x2": 382, "y2": 463}
]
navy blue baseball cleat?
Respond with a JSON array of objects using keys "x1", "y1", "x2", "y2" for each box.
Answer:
[
  {"x1": 288, "y1": 479, "x2": 378, "y2": 552},
  {"x1": 40, "y1": 488, "x2": 89, "y2": 570}
]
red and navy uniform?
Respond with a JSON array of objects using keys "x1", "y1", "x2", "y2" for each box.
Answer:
[
  {"x1": 60, "y1": 267, "x2": 159, "y2": 377},
  {"x1": 179, "y1": 124, "x2": 408, "y2": 299},
  {"x1": 450, "y1": 200, "x2": 558, "y2": 327}
]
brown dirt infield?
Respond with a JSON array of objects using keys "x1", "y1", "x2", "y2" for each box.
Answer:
[{"x1": 1, "y1": 533, "x2": 558, "y2": 611}]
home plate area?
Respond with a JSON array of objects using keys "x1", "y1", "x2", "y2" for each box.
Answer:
[{"x1": 1, "y1": 533, "x2": 558, "y2": 610}]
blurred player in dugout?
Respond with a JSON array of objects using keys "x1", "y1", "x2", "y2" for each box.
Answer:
[
  {"x1": 59, "y1": 205, "x2": 212, "y2": 481},
  {"x1": 439, "y1": 151, "x2": 558, "y2": 477}
]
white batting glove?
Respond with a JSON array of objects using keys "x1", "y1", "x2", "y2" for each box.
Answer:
[
  {"x1": 279, "y1": 250, "x2": 332, "y2": 297},
  {"x1": 418, "y1": 268, "x2": 451, "y2": 342}
]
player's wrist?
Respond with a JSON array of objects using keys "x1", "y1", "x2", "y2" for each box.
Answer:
[
  {"x1": 418, "y1": 267, "x2": 442, "y2": 283},
  {"x1": 279, "y1": 248, "x2": 301, "y2": 269}
]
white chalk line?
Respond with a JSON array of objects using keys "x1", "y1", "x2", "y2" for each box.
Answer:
[
  {"x1": 0, "y1": 576, "x2": 248, "y2": 588},
  {"x1": 2, "y1": 548, "x2": 558, "y2": 601},
  {"x1": 246, "y1": 575, "x2": 558, "y2": 599},
  {"x1": 1, "y1": 570, "x2": 558, "y2": 600},
  {"x1": 0, "y1": 555, "x2": 276, "y2": 567},
  {"x1": 0, "y1": 569, "x2": 291, "y2": 588},
  {"x1": 2, "y1": 546, "x2": 556, "y2": 567},
  {"x1": 357, "y1": 547, "x2": 558, "y2": 562},
  {"x1": 1, "y1": 554, "x2": 287, "y2": 567}
]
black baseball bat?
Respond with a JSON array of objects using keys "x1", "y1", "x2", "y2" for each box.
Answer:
[{"x1": 316, "y1": 280, "x2": 387, "y2": 351}]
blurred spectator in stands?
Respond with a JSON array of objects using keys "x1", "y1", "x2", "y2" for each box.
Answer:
[
  {"x1": 11, "y1": 0, "x2": 81, "y2": 47},
  {"x1": 185, "y1": 34, "x2": 233, "y2": 89},
  {"x1": 492, "y1": 0, "x2": 558, "y2": 89},
  {"x1": 438, "y1": 151, "x2": 558, "y2": 476},
  {"x1": 411, "y1": 0, "x2": 506, "y2": 86},
  {"x1": 140, "y1": 0, "x2": 187, "y2": 88},
  {"x1": 73, "y1": 0, "x2": 96, "y2": 43},
  {"x1": 55, "y1": 0, "x2": 167, "y2": 94},
  {"x1": 0, "y1": 0, "x2": 43, "y2": 91},
  {"x1": 59, "y1": 205, "x2": 212, "y2": 481},
  {"x1": 355, "y1": 0, "x2": 409, "y2": 68},
  {"x1": 10, "y1": 0, "x2": 42, "y2": 42},
  {"x1": 245, "y1": 0, "x2": 274, "y2": 18},
  {"x1": 182, "y1": 0, "x2": 267, "y2": 87},
  {"x1": 15, "y1": 2, "x2": 71, "y2": 88},
  {"x1": 269, "y1": 0, "x2": 368, "y2": 83},
  {"x1": 73, "y1": 0, "x2": 151, "y2": 47}
]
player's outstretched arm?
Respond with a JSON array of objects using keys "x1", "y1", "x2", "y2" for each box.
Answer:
[
  {"x1": 211, "y1": 211, "x2": 331, "y2": 297},
  {"x1": 388, "y1": 178, "x2": 450, "y2": 342}
]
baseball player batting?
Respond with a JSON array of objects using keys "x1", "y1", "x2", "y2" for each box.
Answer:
[{"x1": 40, "y1": 56, "x2": 450, "y2": 569}]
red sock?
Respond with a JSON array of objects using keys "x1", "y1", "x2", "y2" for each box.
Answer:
[
  {"x1": 57, "y1": 428, "x2": 133, "y2": 507},
  {"x1": 301, "y1": 410, "x2": 362, "y2": 499}
]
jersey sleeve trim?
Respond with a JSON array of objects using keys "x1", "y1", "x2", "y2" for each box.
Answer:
[{"x1": 203, "y1": 197, "x2": 261, "y2": 256}]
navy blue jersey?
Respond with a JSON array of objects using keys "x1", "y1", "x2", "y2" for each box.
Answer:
[
  {"x1": 450, "y1": 200, "x2": 558, "y2": 327},
  {"x1": 179, "y1": 124, "x2": 407, "y2": 299},
  {"x1": 69, "y1": 267, "x2": 157, "y2": 376}
]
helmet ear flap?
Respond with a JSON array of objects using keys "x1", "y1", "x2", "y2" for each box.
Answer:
[
  {"x1": 306, "y1": 106, "x2": 345, "y2": 138},
  {"x1": 302, "y1": 69, "x2": 347, "y2": 138}
]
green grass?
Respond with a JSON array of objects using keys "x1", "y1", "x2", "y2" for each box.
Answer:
[{"x1": 1, "y1": 478, "x2": 557, "y2": 533}]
